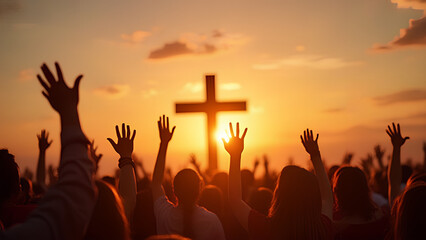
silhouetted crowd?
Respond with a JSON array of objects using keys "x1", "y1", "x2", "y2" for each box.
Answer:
[{"x1": 1, "y1": 63, "x2": 425, "y2": 240}]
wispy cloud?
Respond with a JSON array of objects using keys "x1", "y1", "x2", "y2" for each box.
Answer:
[
  {"x1": 141, "y1": 89, "x2": 158, "y2": 98},
  {"x1": 323, "y1": 108, "x2": 345, "y2": 113},
  {"x1": 18, "y1": 68, "x2": 34, "y2": 82},
  {"x1": 121, "y1": 30, "x2": 151, "y2": 44},
  {"x1": 93, "y1": 84, "x2": 129, "y2": 99},
  {"x1": 220, "y1": 83, "x2": 241, "y2": 91},
  {"x1": 372, "y1": 0, "x2": 426, "y2": 51},
  {"x1": 253, "y1": 55, "x2": 362, "y2": 70},
  {"x1": 181, "y1": 82, "x2": 203, "y2": 93},
  {"x1": 373, "y1": 88, "x2": 426, "y2": 105},
  {"x1": 148, "y1": 30, "x2": 247, "y2": 60}
]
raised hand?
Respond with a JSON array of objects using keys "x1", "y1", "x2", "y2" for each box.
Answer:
[
  {"x1": 37, "y1": 129, "x2": 53, "y2": 152},
  {"x1": 37, "y1": 62, "x2": 82, "y2": 115},
  {"x1": 222, "y1": 122, "x2": 248, "y2": 157},
  {"x1": 89, "y1": 140, "x2": 103, "y2": 172},
  {"x1": 386, "y1": 123, "x2": 409, "y2": 148},
  {"x1": 301, "y1": 129, "x2": 320, "y2": 156},
  {"x1": 107, "y1": 123, "x2": 136, "y2": 158},
  {"x1": 158, "y1": 115, "x2": 176, "y2": 144},
  {"x1": 360, "y1": 153, "x2": 374, "y2": 175},
  {"x1": 342, "y1": 152, "x2": 354, "y2": 165}
]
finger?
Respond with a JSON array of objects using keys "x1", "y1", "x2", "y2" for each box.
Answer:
[
  {"x1": 304, "y1": 130, "x2": 307, "y2": 142},
  {"x1": 236, "y1": 122, "x2": 240, "y2": 138},
  {"x1": 404, "y1": 137, "x2": 410, "y2": 141},
  {"x1": 241, "y1": 128, "x2": 248, "y2": 139},
  {"x1": 115, "y1": 125, "x2": 121, "y2": 139},
  {"x1": 122, "y1": 123, "x2": 125, "y2": 139},
  {"x1": 48, "y1": 140, "x2": 53, "y2": 146},
  {"x1": 73, "y1": 75, "x2": 83, "y2": 91},
  {"x1": 37, "y1": 75, "x2": 50, "y2": 91},
  {"x1": 131, "y1": 129, "x2": 136, "y2": 141},
  {"x1": 310, "y1": 130, "x2": 313, "y2": 140},
  {"x1": 42, "y1": 91, "x2": 49, "y2": 100},
  {"x1": 315, "y1": 133, "x2": 319, "y2": 142},
  {"x1": 167, "y1": 117, "x2": 170, "y2": 130},
  {"x1": 300, "y1": 135, "x2": 305, "y2": 145},
  {"x1": 397, "y1": 123, "x2": 401, "y2": 135},
  {"x1": 98, "y1": 154, "x2": 103, "y2": 159},
  {"x1": 37, "y1": 134, "x2": 40, "y2": 140},
  {"x1": 55, "y1": 62, "x2": 64, "y2": 83},
  {"x1": 127, "y1": 125, "x2": 130, "y2": 138},
  {"x1": 392, "y1": 122, "x2": 397, "y2": 134},
  {"x1": 41, "y1": 64, "x2": 56, "y2": 85},
  {"x1": 386, "y1": 129, "x2": 392, "y2": 138},
  {"x1": 157, "y1": 120, "x2": 161, "y2": 131},
  {"x1": 162, "y1": 115, "x2": 166, "y2": 129},
  {"x1": 107, "y1": 138, "x2": 117, "y2": 148},
  {"x1": 171, "y1": 126, "x2": 176, "y2": 136},
  {"x1": 229, "y1": 122, "x2": 235, "y2": 137},
  {"x1": 387, "y1": 125, "x2": 393, "y2": 135}
]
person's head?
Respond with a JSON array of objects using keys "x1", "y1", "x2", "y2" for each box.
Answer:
[
  {"x1": 210, "y1": 172, "x2": 228, "y2": 200},
  {"x1": 269, "y1": 165, "x2": 326, "y2": 239},
  {"x1": 173, "y1": 169, "x2": 202, "y2": 238},
  {"x1": 17, "y1": 177, "x2": 33, "y2": 204},
  {"x1": 333, "y1": 166, "x2": 376, "y2": 220},
  {"x1": 393, "y1": 183, "x2": 426, "y2": 240},
  {"x1": 198, "y1": 185, "x2": 223, "y2": 216},
  {"x1": 401, "y1": 165, "x2": 413, "y2": 184},
  {"x1": 406, "y1": 172, "x2": 426, "y2": 187},
  {"x1": 85, "y1": 180, "x2": 130, "y2": 240},
  {"x1": 327, "y1": 165, "x2": 339, "y2": 185},
  {"x1": 0, "y1": 149, "x2": 20, "y2": 206},
  {"x1": 248, "y1": 187, "x2": 272, "y2": 216}
]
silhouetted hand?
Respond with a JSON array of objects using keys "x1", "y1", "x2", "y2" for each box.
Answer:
[
  {"x1": 189, "y1": 154, "x2": 200, "y2": 168},
  {"x1": 158, "y1": 115, "x2": 176, "y2": 144},
  {"x1": 222, "y1": 122, "x2": 248, "y2": 157},
  {"x1": 107, "y1": 123, "x2": 136, "y2": 158},
  {"x1": 301, "y1": 129, "x2": 320, "y2": 156},
  {"x1": 37, "y1": 62, "x2": 82, "y2": 115},
  {"x1": 37, "y1": 129, "x2": 53, "y2": 152},
  {"x1": 342, "y1": 152, "x2": 354, "y2": 165},
  {"x1": 263, "y1": 155, "x2": 269, "y2": 169},
  {"x1": 89, "y1": 140, "x2": 103, "y2": 171},
  {"x1": 386, "y1": 123, "x2": 409, "y2": 148},
  {"x1": 374, "y1": 145, "x2": 385, "y2": 160},
  {"x1": 360, "y1": 153, "x2": 373, "y2": 175}
]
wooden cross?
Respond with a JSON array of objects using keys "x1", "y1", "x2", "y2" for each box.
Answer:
[{"x1": 175, "y1": 75, "x2": 247, "y2": 171}]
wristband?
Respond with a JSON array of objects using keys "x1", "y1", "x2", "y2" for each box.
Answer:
[{"x1": 118, "y1": 157, "x2": 135, "y2": 169}]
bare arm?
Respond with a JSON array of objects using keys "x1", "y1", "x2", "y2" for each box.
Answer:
[
  {"x1": 151, "y1": 115, "x2": 175, "y2": 201},
  {"x1": 223, "y1": 122, "x2": 251, "y2": 231},
  {"x1": 386, "y1": 123, "x2": 409, "y2": 207},
  {"x1": 36, "y1": 130, "x2": 52, "y2": 187},
  {"x1": 107, "y1": 123, "x2": 137, "y2": 220},
  {"x1": 301, "y1": 129, "x2": 333, "y2": 219}
]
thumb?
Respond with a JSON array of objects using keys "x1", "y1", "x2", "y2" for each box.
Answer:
[
  {"x1": 73, "y1": 75, "x2": 83, "y2": 91},
  {"x1": 107, "y1": 138, "x2": 117, "y2": 149}
]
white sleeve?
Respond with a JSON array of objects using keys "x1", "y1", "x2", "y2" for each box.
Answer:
[
  {"x1": 153, "y1": 195, "x2": 174, "y2": 234},
  {"x1": 1, "y1": 126, "x2": 96, "y2": 240}
]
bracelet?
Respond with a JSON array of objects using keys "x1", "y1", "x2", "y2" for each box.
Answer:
[{"x1": 118, "y1": 157, "x2": 135, "y2": 169}]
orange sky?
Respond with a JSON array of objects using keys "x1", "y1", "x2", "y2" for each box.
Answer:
[{"x1": 0, "y1": 0, "x2": 425, "y2": 177}]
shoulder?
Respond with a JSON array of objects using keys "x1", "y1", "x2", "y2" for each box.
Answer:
[{"x1": 248, "y1": 209, "x2": 270, "y2": 239}]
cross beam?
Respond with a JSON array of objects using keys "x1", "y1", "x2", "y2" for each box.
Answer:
[{"x1": 175, "y1": 75, "x2": 247, "y2": 171}]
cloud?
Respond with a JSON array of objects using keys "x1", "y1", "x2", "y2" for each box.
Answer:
[
  {"x1": 253, "y1": 55, "x2": 362, "y2": 70},
  {"x1": 121, "y1": 30, "x2": 151, "y2": 44},
  {"x1": 93, "y1": 84, "x2": 129, "y2": 99},
  {"x1": 372, "y1": 0, "x2": 426, "y2": 51},
  {"x1": 18, "y1": 68, "x2": 34, "y2": 82},
  {"x1": 141, "y1": 89, "x2": 158, "y2": 98},
  {"x1": 323, "y1": 108, "x2": 345, "y2": 113},
  {"x1": 373, "y1": 88, "x2": 426, "y2": 105},
  {"x1": 220, "y1": 83, "x2": 241, "y2": 91},
  {"x1": 148, "y1": 30, "x2": 247, "y2": 60},
  {"x1": 0, "y1": 1, "x2": 20, "y2": 16},
  {"x1": 181, "y1": 82, "x2": 203, "y2": 93}
]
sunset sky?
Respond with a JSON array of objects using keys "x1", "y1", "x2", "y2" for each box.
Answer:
[{"x1": 1, "y1": 0, "x2": 425, "y2": 177}]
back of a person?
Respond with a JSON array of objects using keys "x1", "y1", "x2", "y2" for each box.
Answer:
[
  {"x1": 334, "y1": 212, "x2": 390, "y2": 240},
  {"x1": 156, "y1": 202, "x2": 225, "y2": 240}
]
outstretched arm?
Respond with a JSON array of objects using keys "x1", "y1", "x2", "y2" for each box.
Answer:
[
  {"x1": 36, "y1": 129, "x2": 52, "y2": 187},
  {"x1": 223, "y1": 122, "x2": 251, "y2": 231},
  {"x1": 151, "y1": 115, "x2": 176, "y2": 202},
  {"x1": 386, "y1": 123, "x2": 409, "y2": 207},
  {"x1": 107, "y1": 123, "x2": 137, "y2": 220},
  {"x1": 2, "y1": 62, "x2": 95, "y2": 240},
  {"x1": 301, "y1": 129, "x2": 333, "y2": 219}
]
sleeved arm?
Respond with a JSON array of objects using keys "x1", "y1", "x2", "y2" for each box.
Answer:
[{"x1": 1, "y1": 126, "x2": 96, "y2": 240}]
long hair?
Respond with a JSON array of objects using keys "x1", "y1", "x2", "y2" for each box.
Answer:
[
  {"x1": 85, "y1": 180, "x2": 130, "y2": 240},
  {"x1": 333, "y1": 166, "x2": 377, "y2": 220},
  {"x1": 393, "y1": 183, "x2": 426, "y2": 240},
  {"x1": 269, "y1": 165, "x2": 327, "y2": 240},
  {"x1": 173, "y1": 169, "x2": 202, "y2": 238}
]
